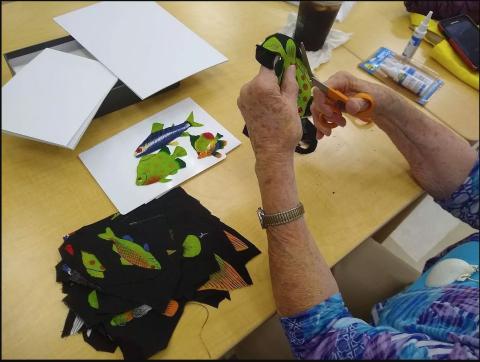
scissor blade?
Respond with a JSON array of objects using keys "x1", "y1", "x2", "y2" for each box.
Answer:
[
  {"x1": 299, "y1": 42, "x2": 314, "y2": 79},
  {"x1": 299, "y1": 42, "x2": 330, "y2": 94},
  {"x1": 311, "y1": 78, "x2": 330, "y2": 94}
]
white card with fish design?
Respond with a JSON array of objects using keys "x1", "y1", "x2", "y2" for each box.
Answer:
[{"x1": 79, "y1": 98, "x2": 241, "y2": 214}]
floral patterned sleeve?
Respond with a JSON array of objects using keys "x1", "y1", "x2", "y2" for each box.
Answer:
[
  {"x1": 279, "y1": 158, "x2": 479, "y2": 360},
  {"x1": 280, "y1": 292, "x2": 478, "y2": 359},
  {"x1": 435, "y1": 158, "x2": 479, "y2": 229}
]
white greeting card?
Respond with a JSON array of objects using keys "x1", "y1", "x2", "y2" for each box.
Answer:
[{"x1": 79, "y1": 98, "x2": 241, "y2": 214}]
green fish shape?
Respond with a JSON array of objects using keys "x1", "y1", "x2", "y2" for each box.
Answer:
[
  {"x1": 182, "y1": 235, "x2": 201, "y2": 257},
  {"x1": 189, "y1": 132, "x2": 227, "y2": 159},
  {"x1": 97, "y1": 227, "x2": 161, "y2": 270},
  {"x1": 136, "y1": 146, "x2": 187, "y2": 186},
  {"x1": 88, "y1": 290, "x2": 99, "y2": 309},
  {"x1": 259, "y1": 34, "x2": 313, "y2": 117},
  {"x1": 81, "y1": 251, "x2": 106, "y2": 278}
]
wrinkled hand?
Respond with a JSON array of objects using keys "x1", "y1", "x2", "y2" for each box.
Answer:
[
  {"x1": 237, "y1": 65, "x2": 302, "y2": 169},
  {"x1": 311, "y1": 71, "x2": 398, "y2": 139}
]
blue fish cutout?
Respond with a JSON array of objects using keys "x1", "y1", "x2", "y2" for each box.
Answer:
[
  {"x1": 122, "y1": 235, "x2": 134, "y2": 241},
  {"x1": 143, "y1": 243, "x2": 150, "y2": 251},
  {"x1": 134, "y1": 112, "x2": 203, "y2": 158}
]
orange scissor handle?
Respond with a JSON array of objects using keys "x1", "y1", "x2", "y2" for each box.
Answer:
[
  {"x1": 326, "y1": 88, "x2": 350, "y2": 104},
  {"x1": 351, "y1": 92, "x2": 375, "y2": 123},
  {"x1": 319, "y1": 90, "x2": 375, "y2": 129},
  {"x1": 319, "y1": 88, "x2": 349, "y2": 129}
]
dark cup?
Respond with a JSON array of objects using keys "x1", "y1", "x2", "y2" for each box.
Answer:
[{"x1": 293, "y1": 1, "x2": 342, "y2": 51}]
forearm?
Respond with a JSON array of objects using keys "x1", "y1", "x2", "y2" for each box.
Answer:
[
  {"x1": 374, "y1": 94, "x2": 477, "y2": 199},
  {"x1": 256, "y1": 159, "x2": 339, "y2": 317}
]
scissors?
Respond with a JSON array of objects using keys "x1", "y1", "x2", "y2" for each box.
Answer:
[{"x1": 299, "y1": 42, "x2": 375, "y2": 128}]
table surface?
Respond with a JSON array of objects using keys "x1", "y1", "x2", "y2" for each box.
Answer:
[{"x1": 3, "y1": 1, "x2": 473, "y2": 359}]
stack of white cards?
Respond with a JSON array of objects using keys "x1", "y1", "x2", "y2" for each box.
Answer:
[
  {"x1": 2, "y1": 1, "x2": 227, "y2": 149},
  {"x1": 2, "y1": 49, "x2": 117, "y2": 149}
]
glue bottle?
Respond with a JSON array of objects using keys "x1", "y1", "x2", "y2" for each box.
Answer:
[{"x1": 402, "y1": 10, "x2": 433, "y2": 59}]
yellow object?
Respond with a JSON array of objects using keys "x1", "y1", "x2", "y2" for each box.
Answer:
[
  {"x1": 410, "y1": 12, "x2": 479, "y2": 90},
  {"x1": 432, "y1": 39, "x2": 479, "y2": 90}
]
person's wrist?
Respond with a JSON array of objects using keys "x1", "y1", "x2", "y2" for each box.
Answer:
[
  {"x1": 255, "y1": 152, "x2": 294, "y2": 179},
  {"x1": 255, "y1": 154, "x2": 299, "y2": 215},
  {"x1": 367, "y1": 82, "x2": 410, "y2": 123}
]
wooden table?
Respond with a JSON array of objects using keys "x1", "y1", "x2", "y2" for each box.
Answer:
[
  {"x1": 2, "y1": 1, "x2": 449, "y2": 359},
  {"x1": 334, "y1": 1, "x2": 479, "y2": 142}
]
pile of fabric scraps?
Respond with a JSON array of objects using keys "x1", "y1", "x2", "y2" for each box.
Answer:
[{"x1": 55, "y1": 187, "x2": 260, "y2": 359}]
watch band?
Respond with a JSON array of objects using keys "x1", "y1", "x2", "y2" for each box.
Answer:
[{"x1": 257, "y1": 203, "x2": 305, "y2": 229}]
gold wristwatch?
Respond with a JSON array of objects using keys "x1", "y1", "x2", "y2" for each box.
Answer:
[{"x1": 257, "y1": 203, "x2": 305, "y2": 229}]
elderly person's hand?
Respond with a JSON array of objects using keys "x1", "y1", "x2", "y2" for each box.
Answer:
[
  {"x1": 237, "y1": 65, "x2": 301, "y2": 173},
  {"x1": 311, "y1": 71, "x2": 400, "y2": 139},
  {"x1": 312, "y1": 71, "x2": 476, "y2": 200}
]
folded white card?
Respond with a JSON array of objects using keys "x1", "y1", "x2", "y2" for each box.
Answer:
[
  {"x1": 79, "y1": 98, "x2": 241, "y2": 214},
  {"x1": 55, "y1": 1, "x2": 228, "y2": 100},
  {"x1": 2, "y1": 48, "x2": 117, "y2": 149}
]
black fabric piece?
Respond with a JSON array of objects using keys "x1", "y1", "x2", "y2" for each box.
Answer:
[
  {"x1": 255, "y1": 44, "x2": 278, "y2": 69},
  {"x1": 56, "y1": 262, "x2": 101, "y2": 291},
  {"x1": 61, "y1": 283, "x2": 140, "y2": 326},
  {"x1": 82, "y1": 326, "x2": 118, "y2": 353},
  {"x1": 105, "y1": 302, "x2": 186, "y2": 360},
  {"x1": 192, "y1": 290, "x2": 231, "y2": 308},
  {"x1": 58, "y1": 218, "x2": 183, "y2": 310},
  {"x1": 295, "y1": 117, "x2": 318, "y2": 154},
  {"x1": 258, "y1": 33, "x2": 303, "y2": 59},
  {"x1": 61, "y1": 310, "x2": 83, "y2": 338},
  {"x1": 242, "y1": 124, "x2": 249, "y2": 138},
  {"x1": 56, "y1": 187, "x2": 260, "y2": 359},
  {"x1": 219, "y1": 222, "x2": 261, "y2": 263}
]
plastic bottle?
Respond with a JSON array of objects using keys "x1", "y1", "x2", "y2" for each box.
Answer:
[
  {"x1": 380, "y1": 59, "x2": 433, "y2": 97},
  {"x1": 402, "y1": 10, "x2": 433, "y2": 59}
]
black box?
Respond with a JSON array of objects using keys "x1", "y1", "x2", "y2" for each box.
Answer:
[{"x1": 3, "y1": 36, "x2": 180, "y2": 119}]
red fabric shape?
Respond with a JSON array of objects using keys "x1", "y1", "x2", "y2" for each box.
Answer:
[{"x1": 65, "y1": 244, "x2": 74, "y2": 256}]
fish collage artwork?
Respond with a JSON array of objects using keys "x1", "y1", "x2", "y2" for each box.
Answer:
[{"x1": 134, "y1": 112, "x2": 228, "y2": 186}]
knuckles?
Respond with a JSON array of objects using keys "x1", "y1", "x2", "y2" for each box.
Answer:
[
  {"x1": 331, "y1": 70, "x2": 353, "y2": 81},
  {"x1": 238, "y1": 78, "x2": 277, "y2": 113}
]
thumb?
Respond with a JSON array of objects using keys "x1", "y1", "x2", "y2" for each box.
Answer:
[
  {"x1": 345, "y1": 97, "x2": 368, "y2": 115},
  {"x1": 281, "y1": 65, "x2": 298, "y2": 101},
  {"x1": 257, "y1": 65, "x2": 279, "y2": 83}
]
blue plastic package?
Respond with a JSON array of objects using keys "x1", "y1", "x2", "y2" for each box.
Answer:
[{"x1": 359, "y1": 47, "x2": 444, "y2": 105}]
